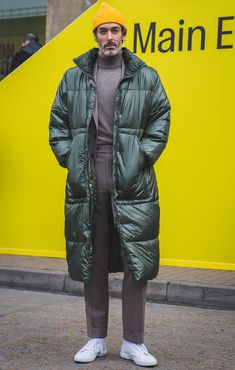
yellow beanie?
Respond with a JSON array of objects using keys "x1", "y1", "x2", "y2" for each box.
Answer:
[{"x1": 92, "y1": 2, "x2": 126, "y2": 31}]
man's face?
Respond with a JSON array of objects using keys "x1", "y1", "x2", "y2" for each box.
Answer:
[
  {"x1": 22, "y1": 40, "x2": 30, "y2": 47},
  {"x1": 94, "y1": 22, "x2": 125, "y2": 57}
]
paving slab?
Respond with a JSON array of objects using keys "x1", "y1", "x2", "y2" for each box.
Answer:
[
  {"x1": 0, "y1": 254, "x2": 234, "y2": 309},
  {"x1": 1, "y1": 254, "x2": 235, "y2": 286}
]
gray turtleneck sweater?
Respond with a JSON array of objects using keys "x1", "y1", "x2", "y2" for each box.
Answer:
[{"x1": 96, "y1": 51, "x2": 123, "y2": 147}]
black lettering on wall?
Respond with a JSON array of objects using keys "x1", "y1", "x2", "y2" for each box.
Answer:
[
  {"x1": 158, "y1": 28, "x2": 175, "y2": 52},
  {"x1": 188, "y1": 26, "x2": 206, "y2": 50},
  {"x1": 217, "y1": 16, "x2": 234, "y2": 49},
  {"x1": 133, "y1": 22, "x2": 156, "y2": 53},
  {"x1": 132, "y1": 17, "x2": 234, "y2": 55},
  {"x1": 178, "y1": 19, "x2": 184, "y2": 51}
]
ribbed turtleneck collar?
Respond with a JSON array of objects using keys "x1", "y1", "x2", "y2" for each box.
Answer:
[{"x1": 98, "y1": 50, "x2": 122, "y2": 69}]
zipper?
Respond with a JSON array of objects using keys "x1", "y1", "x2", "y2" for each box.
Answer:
[
  {"x1": 84, "y1": 74, "x2": 96, "y2": 237},
  {"x1": 111, "y1": 74, "x2": 135, "y2": 227},
  {"x1": 111, "y1": 73, "x2": 136, "y2": 241}
]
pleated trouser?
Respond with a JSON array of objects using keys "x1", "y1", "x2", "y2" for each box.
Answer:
[{"x1": 84, "y1": 147, "x2": 147, "y2": 343}]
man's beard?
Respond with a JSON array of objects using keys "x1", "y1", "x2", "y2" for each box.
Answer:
[
  {"x1": 102, "y1": 42, "x2": 122, "y2": 57},
  {"x1": 104, "y1": 49, "x2": 119, "y2": 56}
]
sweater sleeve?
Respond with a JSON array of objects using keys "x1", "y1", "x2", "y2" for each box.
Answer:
[{"x1": 49, "y1": 73, "x2": 72, "y2": 168}]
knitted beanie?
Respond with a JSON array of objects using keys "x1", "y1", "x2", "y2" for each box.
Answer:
[{"x1": 93, "y1": 2, "x2": 126, "y2": 31}]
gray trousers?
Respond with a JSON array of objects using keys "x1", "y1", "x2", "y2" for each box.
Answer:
[{"x1": 84, "y1": 148, "x2": 147, "y2": 343}]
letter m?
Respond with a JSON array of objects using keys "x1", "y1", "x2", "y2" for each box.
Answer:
[{"x1": 133, "y1": 22, "x2": 156, "y2": 53}]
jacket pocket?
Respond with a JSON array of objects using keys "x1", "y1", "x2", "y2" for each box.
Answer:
[
  {"x1": 116, "y1": 134, "x2": 148, "y2": 199},
  {"x1": 65, "y1": 139, "x2": 74, "y2": 168},
  {"x1": 66, "y1": 133, "x2": 87, "y2": 200},
  {"x1": 136, "y1": 136, "x2": 147, "y2": 170}
]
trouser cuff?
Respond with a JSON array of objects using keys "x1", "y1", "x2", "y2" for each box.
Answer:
[
  {"x1": 88, "y1": 327, "x2": 107, "y2": 339},
  {"x1": 123, "y1": 330, "x2": 144, "y2": 344}
]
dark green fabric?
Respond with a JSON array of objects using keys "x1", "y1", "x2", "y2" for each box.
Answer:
[{"x1": 49, "y1": 48, "x2": 170, "y2": 283}]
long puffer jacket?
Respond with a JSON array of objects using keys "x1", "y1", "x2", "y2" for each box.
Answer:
[{"x1": 49, "y1": 47, "x2": 170, "y2": 283}]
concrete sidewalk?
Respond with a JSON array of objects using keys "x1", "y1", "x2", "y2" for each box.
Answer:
[
  {"x1": 0, "y1": 254, "x2": 234, "y2": 309},
  {"x1": 1, "y1": 288, "x2": 234, "y2": 370}
]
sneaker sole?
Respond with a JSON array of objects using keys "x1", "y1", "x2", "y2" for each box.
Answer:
[
  {"x1": 74, "y1": 349, "x2": 108, "y2": 363},
  {"x1": 120, "y1": 351, "x2": 157, "y2": 367}
]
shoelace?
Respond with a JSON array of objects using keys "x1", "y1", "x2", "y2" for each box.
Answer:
[
  {"x1": 134, "y1": 343, "x2": 149, "y2": 355},
  {"x1": 80, "y1": 339, "x2": 101, "y2": 353}
]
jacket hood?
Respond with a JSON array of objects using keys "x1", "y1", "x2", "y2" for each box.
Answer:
[
  {"x1": 73, "y1": 48, "x2": 146, "y2": 77},
  {"x1": 21, "y1": 42, "x2": 42, "y2": 55}
]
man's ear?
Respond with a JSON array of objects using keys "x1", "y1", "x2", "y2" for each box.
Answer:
[
  {"x1": 93, "y1": 30, "x2": 97, "y2": 42},
  {"x1": 121, "y1": 35, "x2": 126, "y2": 44}
]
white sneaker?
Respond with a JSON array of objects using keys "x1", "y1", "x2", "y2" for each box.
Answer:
[
  {"x1": 74, "y1": 338, "x2": 107, "y2": 363},
  {"x1": 120, "y1": 340, "x2": 157, "y2": 367}
]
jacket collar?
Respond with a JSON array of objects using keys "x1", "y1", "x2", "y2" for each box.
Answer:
[
  {"x1": 21, "y1": 42, "x2": 42, "y2": 55},
  {"x1": 73, "y1": 47, "x2": 146, "y2": 78}
]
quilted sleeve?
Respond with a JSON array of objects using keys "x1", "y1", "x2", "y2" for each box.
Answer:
[
  {"x1": 141, "y1": 70, "x2": 171, "y2": 167},
  {"x1": 49, "y1": 73, "x2": 72, "y2": 168}
]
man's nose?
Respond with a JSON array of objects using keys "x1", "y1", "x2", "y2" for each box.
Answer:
[{"x1": 107, "y1": 31, "x2": 113, "y2": 39}]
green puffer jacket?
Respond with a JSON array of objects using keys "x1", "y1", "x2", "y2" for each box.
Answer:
[{"x1": 49, "y1": 47, "x2": 170, "y2": 283}]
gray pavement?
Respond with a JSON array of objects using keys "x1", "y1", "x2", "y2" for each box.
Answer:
[
  {"x1": 0, "y1": 287, "x2": 234, "y2": 370},
  {"x1": 1, "y1": 255, "x2": 235, "y2": 286},
  {"x1": 0, "y1": 255, "x2": 235, "y2": 309}
]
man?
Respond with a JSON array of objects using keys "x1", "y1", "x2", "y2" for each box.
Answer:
[
  {"x1": 9, "y1": 32, "x2": 41, "y2": 72},
  {"x1": 49, "y1": 2, "x2": 170, "y2": 367}
]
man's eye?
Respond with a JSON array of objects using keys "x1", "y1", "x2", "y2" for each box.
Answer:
[{"x1": 98, "y1": 28, "x2": 120, "y2": 35}]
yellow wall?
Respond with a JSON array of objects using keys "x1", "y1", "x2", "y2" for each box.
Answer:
[{"x1": 0, "y1": 0, "x2": 234, "y2": 270}]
